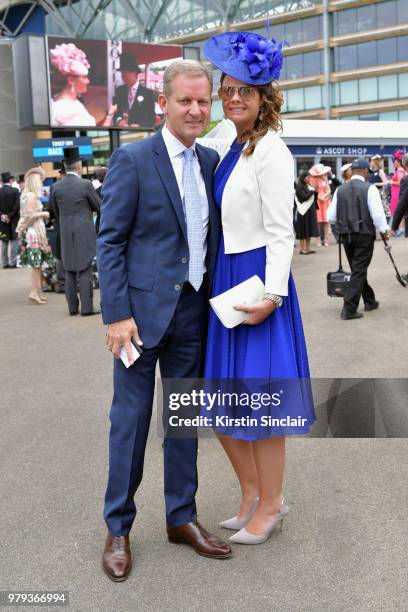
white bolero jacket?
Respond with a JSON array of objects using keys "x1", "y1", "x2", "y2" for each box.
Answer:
[{"x1": 220, "y1": 129, "x2": 295, "y2": 296}]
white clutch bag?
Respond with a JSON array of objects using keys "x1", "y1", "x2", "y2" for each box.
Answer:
[{"x1": 209, "y1": 275, "x2": 265, "y2": 329}]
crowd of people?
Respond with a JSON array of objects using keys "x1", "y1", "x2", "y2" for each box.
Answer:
[
  {"x1": 0, "y1": 159, "x2": 107, "y2": 315},
  {"x1": 293, "y1": 150, "x2": 407, "y2": 255}
]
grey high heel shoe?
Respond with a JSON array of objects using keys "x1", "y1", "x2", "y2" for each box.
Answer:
[
  {"x1": 219, "y1": 498, "x2": 259, "y2": 530},
  {"x1": 228, "y1": 513, "x2": 285, "y2": 545},
  {"x1": 220, "y1": 496, "x2": 289, "y2": 531}
]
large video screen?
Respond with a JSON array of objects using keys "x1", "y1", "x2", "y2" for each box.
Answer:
[{"x1": 47, "y1": 37, "x2": 182, "y2": 130}]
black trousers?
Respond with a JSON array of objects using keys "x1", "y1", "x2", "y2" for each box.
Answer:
[
  {"x1": 65, "y1": 265, "x2": 93, "y2": 315},
  {"x1": 342, "y1": 233, "x2": 376, "y2": 313}
]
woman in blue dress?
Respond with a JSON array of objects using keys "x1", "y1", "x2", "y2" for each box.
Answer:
[{"x1": 204, "y1": 32, "x2": 316, "y2": 544}]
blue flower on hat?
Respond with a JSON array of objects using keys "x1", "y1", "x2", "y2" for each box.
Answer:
[
  {"x1": 228, "y1": 33, "x2": 286, "y2": 79},
  {"x1": 204, "y1": 30, "x2": 289, "y2": 85}
]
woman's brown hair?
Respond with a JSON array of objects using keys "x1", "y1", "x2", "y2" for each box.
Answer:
[{"x1": 220, "y1": 72, "x2": 284, "y2": 157}]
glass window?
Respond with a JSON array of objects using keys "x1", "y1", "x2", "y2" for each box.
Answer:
[
  {"x1": 211, "y1": 100, "x2": 223, "y2": 121},
  {"x1": 335, "y1": 45, "x2": 357, "y2": 71},
  {"x1": 304, "y1": 85, "x2": 322, "y2": 109},
  {"x1": 357, "y1": 5, "x2": 376, "y2": 32},
  {"x1": 331, "y1": 82, "x2": 340, "y2": 106},
  {"x1": 397, "y1": 36, "x2": 408, "y2": 62},
  {"x1": 378, "y1": 75, "x2": 398, "y2": 99},
  {"x1": 376, "y1": 0, "x2": 397, "y2": 28},
  {"x1": 377, "y1": 38, "x2": 397, "y2": 65},
  {"x1": 399, "y1": 110, "x2": 408, "y2": 120},
  {"x1": 379, "y1": 111, "x2": 399, "y2": 121},
  {"x1": 334, "y1": 8, "x2": 356, "y2": 35},
  {"x1": 284, "y1": 20, "x2": 303, "y2": 45},
  {"x1": 285, "y1": 54, "x2": 303, "y2": 79},
  {"x1": 357, "y1": 41, "x2": 377, "y2": 68},
  {"x1": 397, "y1": 0, "x2": 408, "y2": 23},
  {"x1": 360, "y1": 114, "x2": 379, "y2": 121},
  {"x1": 359, "y1": 78, "x2": 378, "y2": 103},
  {"x1": 287, "y1": 88, "x2": 304, "y2": 112},
  {"x1": 340, "y1": 80, "x2": 358, "y2": 105},
  {"x1": 398, "y1": 73, "x2": 408, "y2": 97},
  {"x1": 303, "y1": 51, "x2": 321, "y2": 76},
  {"x1": 301, "y1": 16, "x2": 321, "y2": 42}
]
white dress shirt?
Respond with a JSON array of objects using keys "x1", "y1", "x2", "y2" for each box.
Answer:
[
  {"x1": 161, "y1": 123, "x2": 209, "y2": 268},
  {"x1": 328, "y1": 175, "x2": 389, "y2": 234}
]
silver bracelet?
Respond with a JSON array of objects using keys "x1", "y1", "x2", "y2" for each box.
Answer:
[{"x1": 264, "y1": 293, "x2": 283, "y2": 307}]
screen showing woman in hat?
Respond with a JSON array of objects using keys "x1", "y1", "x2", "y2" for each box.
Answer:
[
  {"x1": 203, "y1": 31, "x2": 315, "y2": 546},
  {"x1": 49, "y1": 42, "x2": 97, "y2": 127}
]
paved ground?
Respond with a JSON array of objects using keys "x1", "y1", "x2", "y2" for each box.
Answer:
[{"x1": 0, "y1": 236, "x2": 407, "y2": 612}]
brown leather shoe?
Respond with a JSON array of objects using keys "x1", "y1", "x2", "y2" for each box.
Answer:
[
  {"x1": 102, "y1": 534, "x2": 132, "y2": 582},
  {"x1": 167, "y1": 521, "x2": 232, "y2": 559}
]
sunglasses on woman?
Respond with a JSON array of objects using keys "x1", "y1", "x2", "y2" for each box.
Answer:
[{"x1": 218, "y1": 85, "x2": 256, "y2": 100}]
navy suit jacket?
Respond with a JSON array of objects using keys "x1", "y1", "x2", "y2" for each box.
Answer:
[{"x1": 97, "y1": 130, "x2": 220, "y2": 348}]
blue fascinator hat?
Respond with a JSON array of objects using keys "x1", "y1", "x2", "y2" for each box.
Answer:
[{"x1": 203, "y1": 31, "x2": 287, "y2": 86}]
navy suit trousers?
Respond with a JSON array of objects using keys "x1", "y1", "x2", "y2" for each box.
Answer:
[{"x1": 104, "y1": 281, "x2": 207, "y2": 536}]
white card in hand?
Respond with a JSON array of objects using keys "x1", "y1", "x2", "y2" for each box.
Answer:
[
  {"x1": 120, "y1": 341, "x2": 142, "y2": 368},
  {"x1": 209, "y1": 275, "x2": 265, "y2": 328}
]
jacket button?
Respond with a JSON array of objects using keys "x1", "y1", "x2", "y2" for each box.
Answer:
[
  {"x1": 174, "y1": 284, "x2": 181, "y2": 291},
  {"x1": 181, "y1": 257, "x2": 188, "y2": 264}
]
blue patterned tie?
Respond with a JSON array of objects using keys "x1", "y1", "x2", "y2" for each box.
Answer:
[{"x1": 182, "y1": 148, "x2": 203, "y2": 291}]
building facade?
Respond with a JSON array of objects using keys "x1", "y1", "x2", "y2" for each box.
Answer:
[{"x1": 1, "y1": 0, "x2": 407, "y2": 175}]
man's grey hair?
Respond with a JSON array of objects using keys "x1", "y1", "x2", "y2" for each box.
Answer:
[
  {"x1": 65, "y1": 160, "x2": 82, "y2": 173},
  {"x1": 163, "y1": 59, "x2": 213, "y2": 97}
]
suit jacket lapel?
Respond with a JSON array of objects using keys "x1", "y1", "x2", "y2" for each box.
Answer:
[
  {"x1": 152, "y1": 131, "x2": 188, "y2": 242},
  {"x1": 196, "y1": 144, "x2": 217, "y2": 231}
]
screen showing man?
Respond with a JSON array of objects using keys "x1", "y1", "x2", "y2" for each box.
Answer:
[{"x1": 113, "y1": 53, "x2": 155, "y2": 129}]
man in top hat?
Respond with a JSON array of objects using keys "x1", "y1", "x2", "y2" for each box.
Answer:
[
  {"x1": 113, "y1": 52, "x2": 155, "y2": 128},
  {"x1": 50, "y1": 146, "x2": 101, "y2": 315},
  {"x1": 328, "y1": 158, "x2": 389, "y2": 320},
  {"x1": 0, "y1": 171, "x2": 20, "y2": 268}
]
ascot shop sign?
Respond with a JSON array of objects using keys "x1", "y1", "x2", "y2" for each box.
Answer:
[
  {"x1": 32, "y1": 137, "x2": 93, "y2": 162},
  {"x1": 289, "y1": 145, "x2": 404, "y2": 157}
]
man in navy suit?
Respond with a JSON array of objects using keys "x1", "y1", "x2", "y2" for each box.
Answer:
[{"x1": 97, "y1": 59, "x2": 230, "y2": 581}]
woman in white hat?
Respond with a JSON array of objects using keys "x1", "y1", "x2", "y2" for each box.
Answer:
[
  {"x1": 341, "y1": 163, "x2": 352, "y2": 184},
  {"x1": 308, "y1": 163, "x2": 332, "y2": 246}
]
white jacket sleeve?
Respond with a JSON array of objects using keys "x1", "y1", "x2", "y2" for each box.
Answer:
[{"x1": 255, "y1": 136, "x2": 295, "y2": 296}]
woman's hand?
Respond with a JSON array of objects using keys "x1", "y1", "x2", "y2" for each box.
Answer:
[
  {"x1": 42, "y1": 211, "x2": 50, "y2": 219},
  {"x1": 234, "y1": 299, "x2": 276, "y2": 325}
]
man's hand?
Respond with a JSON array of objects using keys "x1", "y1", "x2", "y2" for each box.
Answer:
[
  {"x1": 233, "y1": 300, "x2": 276, "y2": 326},
  {"x1": 381, "y1": 231, "x2": 390, "y2": 241},
  {"x1": 1, "y1": 214, "x2": 10, "y2": 223},
  {"x1": 106, "y1": 317, "x2": 143, "y2": 361}
]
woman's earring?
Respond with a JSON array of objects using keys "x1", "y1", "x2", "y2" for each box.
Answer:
[
  {"x1": 259, "y1": 105, "x2": 265, "y2": 113},
  {"x1": 70, "y1": 85, "x2": 75, "y2": 94}
]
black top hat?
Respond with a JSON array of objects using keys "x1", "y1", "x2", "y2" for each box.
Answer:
[
  {"x1": 1, "y1": 171, "x2": 11, "y2": 183},
  {"x1": 19, "y1": 174, "x2": 25, "y2": 182},
  {"x1": 63, "y1": 146, "x2": 81, "y2": 165},
  {"x1": 118, "y1": 53, "x2": 140, "y2": 73}
]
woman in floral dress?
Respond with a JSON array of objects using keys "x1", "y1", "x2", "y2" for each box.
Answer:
[{"x1": 17, "y1": 167, "x2": 53, "y2": 304}]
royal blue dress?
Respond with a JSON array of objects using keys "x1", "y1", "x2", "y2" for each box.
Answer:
[{"x1": 204, "y1": 141, "x2": 316, "y2": 440}]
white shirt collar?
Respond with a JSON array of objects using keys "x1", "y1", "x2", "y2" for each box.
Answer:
[
  {"x1": 66, "y1": 171, "x2": 79, "y2": 176},
  {"x1": 161, "y1": 123, "x2": 196, "y2": 160},
  {"x1": 350, "y1": 175, "x2": 365, "y2": 182}
]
